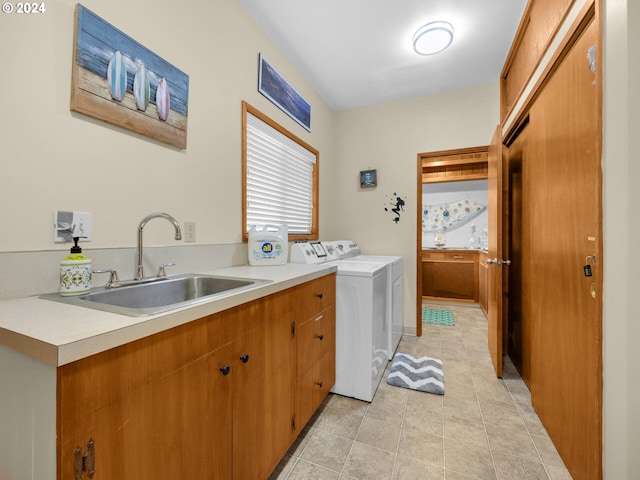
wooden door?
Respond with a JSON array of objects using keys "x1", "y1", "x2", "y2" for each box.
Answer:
[
  {"x1": 527, "y1": 16, "x2": 602, "y2": 479},
  {"x1": 487, "y1": 126, "x2": 504, "y2": 377},
  {"x1": 505, "y1": 126, "x2": 530, "y2": 385}
]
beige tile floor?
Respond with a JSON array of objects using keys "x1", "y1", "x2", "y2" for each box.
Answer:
[{"x1": 269, "y1": 303, "x2": 573, "y2": 480}]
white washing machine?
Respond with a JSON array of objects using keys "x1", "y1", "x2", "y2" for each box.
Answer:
[
  {"x1": 323, "y1": 241, "x2": 403, "y2": 360},
  {"x1": 289, "y1": 242, "x2": 388, "y2": 401},
  {"x1": 347, "y1": 255, "x2": 403, "y2": 360}
]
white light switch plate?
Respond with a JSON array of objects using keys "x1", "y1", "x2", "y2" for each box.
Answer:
[{"x1": 184, "y1": 221, "x2": 196, "y2": 243}]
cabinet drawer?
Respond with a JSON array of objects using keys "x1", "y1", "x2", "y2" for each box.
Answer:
[
  {"x1": 297, "y1": 273, "x2": 336, "y2": 321},
  {"x1": 297, "y1": 351, "x2": 335, "y2": 428},
  {"x1": 297, "y1": 307, "x2": 335, "y2": 377},
  {"x1": 422, "y1": 250, "x2": 476, "y2": 262}
]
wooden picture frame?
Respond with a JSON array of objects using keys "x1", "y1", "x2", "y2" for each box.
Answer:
[
  {"x1": 360, "y1": 169, "x2": 377, "y2": 188},
  {"x1": 258, "y1": 53, "x2": 311, "y2": 132},
  {"x1": 70, "y1": 4, "x2": 189, "y2": 149}
]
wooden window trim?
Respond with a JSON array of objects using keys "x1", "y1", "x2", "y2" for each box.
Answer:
[{"x1": 242, "y1": 101, "x2": 319, "y2": 242}]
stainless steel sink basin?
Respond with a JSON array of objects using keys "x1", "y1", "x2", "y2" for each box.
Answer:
[{"x1": 41, "y1": 274, "x2": 271, "y2": 317}]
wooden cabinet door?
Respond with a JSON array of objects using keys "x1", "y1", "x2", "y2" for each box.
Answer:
[
  {"x1": 57, "y1": 316, "x2": 222, "y2": 480},
  {"x1": 232, "y1": 325, "x2": 267, "y2": 480},
  {"x1": 263, "y1": 290, "x2": 297, "y2": 475},
  {"x1": 422, "y1": 261, "x2": 476, "y2": 300},
  {"x1": 58, "y1": 343, "x2": 233, "y2": 480},
  {"x1": 207, "y1": 344, "x2": 235, "y2": 480}
]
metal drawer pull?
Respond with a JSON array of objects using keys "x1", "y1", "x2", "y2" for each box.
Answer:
[
  {"x1": 240, "y1": 354, "x2": 250, "y2": 363},
  {"x1": 316, "y1": 334, "x2": 324, "y2": 341},
  {"x1": 220, "y1": 365, "x2": 231, "y2": 375},
  {"x1": 316, "y1": 293, "x2": 323, "y2": 299},
  {"x1": 315, "y1": 381, "x2": 323, "y2": 388}
]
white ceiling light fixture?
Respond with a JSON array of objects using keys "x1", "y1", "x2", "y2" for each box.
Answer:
[{"x1": 412, "y1": 21, "x2": 454, "y2": 55}]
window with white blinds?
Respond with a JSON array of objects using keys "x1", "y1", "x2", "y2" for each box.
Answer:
[{"x1": 242, "y1": 102, "x2": 319, "y2": 240}]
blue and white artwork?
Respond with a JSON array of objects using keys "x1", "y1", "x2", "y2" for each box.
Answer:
[
  {"x1": 71, "y1": 4, "x2": 189, "y2": 149},
  {"x1": 258, "y1": 53, "x2": 311, "y2": 132}
]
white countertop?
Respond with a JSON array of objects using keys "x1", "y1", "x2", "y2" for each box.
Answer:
[{"x1": 0, "y1": 263, "x2": 336, "y2": 367}]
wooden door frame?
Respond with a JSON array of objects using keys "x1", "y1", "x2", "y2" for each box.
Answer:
[{"x1": 416, "y1": 146, "x2": 489, "y2": 336}]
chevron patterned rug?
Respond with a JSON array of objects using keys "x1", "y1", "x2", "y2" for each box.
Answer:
[
  {"x1": 387, "y1": 353, "x2": 444, "y2": 395},
  {"x1": 422, "y1": 308, "x2": 455, "y2": 326}
]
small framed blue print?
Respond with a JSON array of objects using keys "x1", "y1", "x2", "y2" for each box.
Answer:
[
  {"x1": 360, "y1": 169, "x2": 377, "y2": 188},
  {"x1": 258, "y1": 53, "x2": 311, "y2": 131}
]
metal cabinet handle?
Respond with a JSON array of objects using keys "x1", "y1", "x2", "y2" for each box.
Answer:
[
  {"x1": 315, "y1": 381, "x2": 323, "y2": 388},
  {"x1": 503, "y1": 260, "x2": 511, "y2": 266},
  {"x1": 220, "y1": 365, "x2": 231, "y2": 375},
  {"x1": 486, "y1": 258, "x2": 498, "y2": 264},
  {"x1": 240, "y1": 354, "x2": 250, "y2": 363},
  {"x1": 316, "y1": 334, "x2": 324, "y2": 341},
  {"x1": 316, "y1": 293, "x2": 323, "y2": 299}
]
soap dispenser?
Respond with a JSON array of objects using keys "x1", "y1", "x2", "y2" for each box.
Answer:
[{"x1": 59, "y1": 237, "x2": 92, "y2": 296}]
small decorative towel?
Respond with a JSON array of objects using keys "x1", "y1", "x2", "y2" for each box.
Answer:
[{"x1": 387, "y1": 353, "x2": 444, "y2": 395}]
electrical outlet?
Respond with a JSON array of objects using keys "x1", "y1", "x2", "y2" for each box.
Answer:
[
  {"x1": 54, "y1": 211, "x2": 92, "y2": 243},
  {"x1": 184, "y1": 221, "x2": 196, "y2": 242}
]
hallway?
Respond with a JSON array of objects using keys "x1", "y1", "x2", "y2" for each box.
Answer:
[{"x1": 269, "y1": 304, "x2": 572, "y2": 479}]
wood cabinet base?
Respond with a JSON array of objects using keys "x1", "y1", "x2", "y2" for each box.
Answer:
[
  {"x1": 57, "y1": 274, "x2": 336, "y2": 480},
  {"x1": 421, "y1": 250, "x2": 485, "y2": 305}
]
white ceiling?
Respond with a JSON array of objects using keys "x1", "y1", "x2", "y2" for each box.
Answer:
[{"x1": 237, "y1": 0, "x2": 528, "y2": 111}]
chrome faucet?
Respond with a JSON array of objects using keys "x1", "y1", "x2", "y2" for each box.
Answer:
[{"x1": 135, "y1": 213, "x2": 182, "y2": 280}]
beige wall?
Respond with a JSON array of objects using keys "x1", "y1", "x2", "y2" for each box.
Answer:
[
  {"x1": 603, "y1": 0, "x2": 640, "y2": 477},
  {"x1": 0, "y1": 0, "x2": 335, "y2": 252},
  {"x1": 330, "y1": 83, "x2": 499, "y2": 334}
]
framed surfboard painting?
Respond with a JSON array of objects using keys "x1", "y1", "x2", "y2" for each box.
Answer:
[
  {"x1": 70, "y1": 4, "x2": 189, "y2": 149},
  {"x1": 258, "y1": 53, "x2": 311, "y2": 132}
]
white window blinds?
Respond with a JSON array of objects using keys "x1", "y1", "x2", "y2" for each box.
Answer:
[{"x1": 246, "y1": 111, "x2": 317, "y2": 234}]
